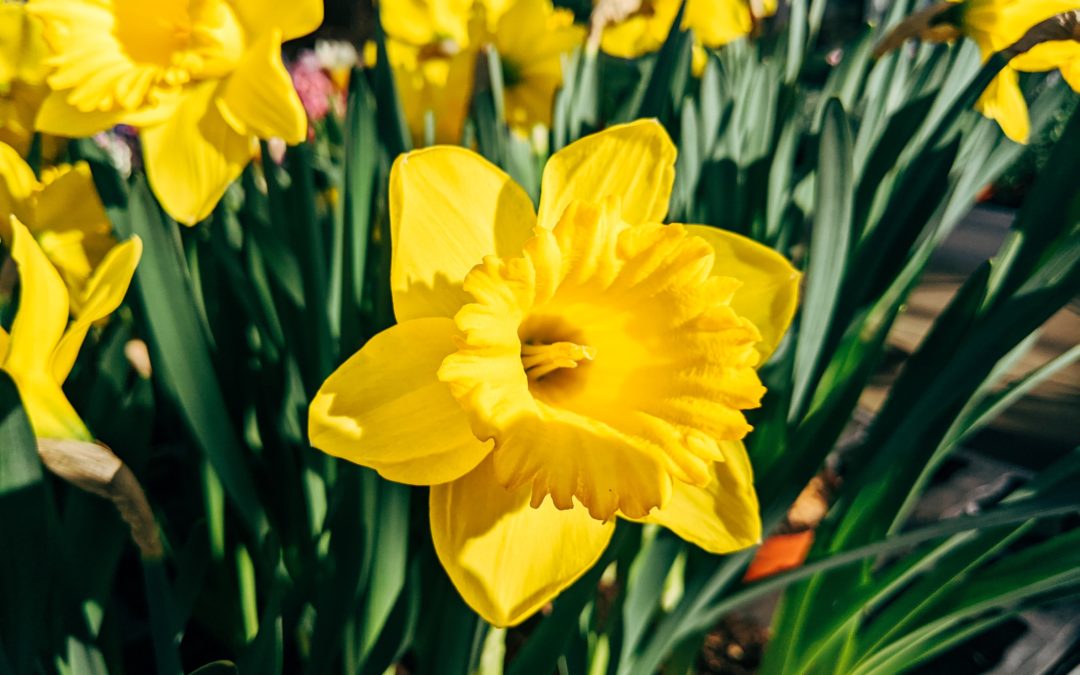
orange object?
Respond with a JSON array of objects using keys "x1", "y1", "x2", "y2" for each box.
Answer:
[{"x1": 743, "y1": 531, "x2": 815, "y2": 582}]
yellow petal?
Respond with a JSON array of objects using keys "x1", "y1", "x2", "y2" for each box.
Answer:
[
  {"x1": 430, "y1": 455, "x2": 615, "y2": 627},
  {"x1": 0, "y1": 3, "x2": 49, "y2": 84},
  {"x1": 231, "y1": 0, "x2": 323, "y2": 41},
  {"x1": 1010, "y1": 40, "x2": 1080, "y2": 74},
  {"x1": 381, "y1": 0, "x2": 473, "y2": 47},
  {"x1": 141, "y1": 81, "x2": 255, "y2": 225},
  {"x1": 51, "y1": 236, "x2": 142, "y2": 384},
  {"x1": 976, "y1": 68, "x2": 1029, "y2": 144},
  {"x1": 633, "y1": 441, "x2": 761, "y2": 553},
  {"x1": 389, "y1": 146, "x2": 537, "y2": 322},
  {"x1": 2, "y1": 217, "x2": 89, "y2": 440},
  {"x1": 11, "y1": 372, "x2": 90, "y2": 440},
  {"x1": 684, "y1": 0, "x2": 753, "y2": 48},
  {"x1": 35, "y1": 161, "x2": 115, "y2": 292},
  {"x1": 4, "y1": 216, "x2": 67, "y2": 375},
  {"x1": 599, "y1": 0, "x2": 680, "y2": 58},
  {"x1": 684, "y1": 225, "x2": 800, "y2": 362},
  {"x1": 538, "y1": 119, "x2": 676, "y2": 231},
  {"x1": 309, "y1": 317, "x2": 494, "y2": 485},
  {"x1": 33, "y1": 90, "x2": 124, "y2": 137},
  {"x1": 218, "y1": 29, "x2": 308, "y2": 144},
  {"x1": 0, "y1": 141, "x2": 37, "y2": 229}
]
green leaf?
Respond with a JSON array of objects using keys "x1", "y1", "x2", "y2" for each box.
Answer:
[
  {"x1": 143, "y1": 558, "x2": 183, "y2": 675},
  {"x1": 619, "y1": 530, "x2": 683, "y2": 665},
  {"x1": 0, "y1": 372, "x2": 48, "y2": 674},
  {"x1": 991, "y1": 107, "x2": 1080, "y2": 301},
  {"x1": 116, "y1": 179, "x2": 266, "y2": 536},
  {"x1": 616, "y1": 0, "x2": 691, "y2": 124},
  {"x1": 357, "y1": 474, "x2": 410, "y2": 664},
  {"x1": 790, "y1": 98, "x2": 854, "y2": 420},
  {"x1": 371, "y1": 19, "x2": 412, "y2": 157},
  {"x1": 189, "y1": 661, "x2": 238, "y2": 675},
  {"x1": 509, "y1": 526, "x2": 632, "y2": 675}
]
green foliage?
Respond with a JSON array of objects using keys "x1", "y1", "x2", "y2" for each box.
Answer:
[{"x1": 1, "y1": 1, "x2": 1077, "y2": 673}]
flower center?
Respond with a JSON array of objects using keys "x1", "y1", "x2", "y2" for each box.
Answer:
[
  {"x1": 520, "y1": 341, "x2": 596, "y2": 381},
  {"x1": 439, "y1": 199, "x2": 765, "y2": 520}
]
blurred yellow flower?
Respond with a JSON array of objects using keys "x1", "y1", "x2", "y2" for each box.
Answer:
[
  {"x1": 386, "y1": 35, "x2": 479, "y2": 145},
  {"x1": 27, "y1": 0, "x2": 323, "y2": 224},
  {"x1": 309, "y1": 120, "x2": 799, "y2": 626},
  {"x1": 961, "y1": 0, "x2": 1080, "y2": 143},
  {"x1": 1, "y1": 216, "x2": 141, "y2": 440},
  {"x1": 0, "y1": 2, "x2": 49, "y2": 155},
  {"x1": 379, "y1": 0, "x2": 583, "y2": 142},
  {"x1": 0, "y1": 140, "x2": 113, "y2": 311},
  {"x1": 598, "y1": 0, "x2": 775, "y2": 70},
  {"x1": 378, "y1": 0, "x2": 481, "y2": 144},
  {"x1": 490, "y1": 0, "x2": 585, "y2": 131},
  {"x1": 888, "y1": 0, "x2": 1080, "y2": 143}
]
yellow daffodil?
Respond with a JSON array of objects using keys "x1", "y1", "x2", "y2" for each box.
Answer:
[
  {"x1": 380, "y1": 0, "x2": 584, "y2": 142},
  {"x1": 0, "y1": 140, "x2": 113, "y2": 310},
  {"x1": 1, "y1": 216, "x2": 141, "y2": 440},
  {"x1": 27, "y1": 0, "x2": 323, "y2": 225},
  {"x1": 383, "y1": 0, "x2": 475, "y2": 49},
  {"x1": 308, "y1": 120, "x2": 799, "y2": 626},
  {"x1": 0, "y1": 2, "x2": 49, "y2": 155},
  {"x1": 961, "y1": 0, "x2": 1080, "y2": 143},
  {"x1": 491, "y1": 0, "x2": 585, "y2": 131},
  {"x1": 378, "y1": 0, "x2": 483, "y2": 145},
  {"x1": 597, "y1": 0, "x2": 776, "y2": 73},
  {"x1": 885, "y1": 0, "x2": 1080, "y2": 143},
  {"x1": 386, "y1": 37, "x2": 479, "y2": 145}
]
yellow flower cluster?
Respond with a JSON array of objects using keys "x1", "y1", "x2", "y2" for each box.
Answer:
[
  {"x1": 379, "y1": 0, "x2": 585, "y2": 144},
  {"x1": 597, "y1": 0, "x2": 776, "y2": 74}
]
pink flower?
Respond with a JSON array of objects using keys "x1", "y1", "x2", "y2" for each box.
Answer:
[{"x1": 290, "y1": 51, "x2": 336, "y2": 123}]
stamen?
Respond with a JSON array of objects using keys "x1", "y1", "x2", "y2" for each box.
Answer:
[{"x1": 521, "y1": 341, "x2": 596, "y2": 381}]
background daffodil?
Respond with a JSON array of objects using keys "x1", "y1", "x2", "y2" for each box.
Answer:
[
  {"x1": 597, "y1": 0, "x2": 776, "y2": 73},
  {"x1": 379, "y1": 0, "x2": 481, "y2": 145},
  {"x1": 27, "y1": 0, "x2": 323, "y2": 225},
  {"x1": 962, "y1": 0, "x2": 1080, "y2": 143},
  {"x1": 0, "y1": 140, "x2": 114, "y2": 310},
  {"x1": 887, "y1": 0, "x2": 1080, "y2": 143},
  {"x1": 1, "y1": 216, "x2": 141, "y2": 440},
  {"x1": 489, "y1": 0, "x2": 585, "y2": 132},
  {"x1": 309, "y1": 120, "x2": 800, "y2": 627},
  {"x1": 0, "y1": 2, "x2": 49, "y2": 155},
  {"x1": 379, "y1": 0, "x2": 584, "y2": 143}
]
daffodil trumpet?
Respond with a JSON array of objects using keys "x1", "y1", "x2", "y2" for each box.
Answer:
[{"x1": 309, "y1": 120, "x2": 800, "y2": 627}]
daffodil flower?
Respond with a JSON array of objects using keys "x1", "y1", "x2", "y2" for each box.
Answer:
[
  {"x1": 376, "y1": 0, "x2": 476, "y2": 145},
  {"x1": 379, "y1": 0, "x2": 584, "y2": 143},
  {"x1": 961, "y1": 0, "x2": 1080, "y2": 143},
  {"x1": 385, "y1": 35, "x2": 480, "y2": 146},
  {"x1": 886, "y1": 0, "x2": 1080, "y2": 143},
  {"x1": 0, "y1": 141, "x2": 114, "y2": 311},
  {"x1": 1, "y1": 216, "x2": 141, "y2": 440},
  {"x1": 309, "y1": 120, "x2": 799, "y2": 626},
  {"x1": 0, "y1": 2, "x2": 50, "y2": 156},
  {"x1": 27, "y1": 0, "x2": 323, "y2": 225},
  {"x1": 490, "y1": 0, "x2": 585, "y2": 132},
  {"x1": 598, "y1": 0, "x2": 776, "y2": 74}
]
